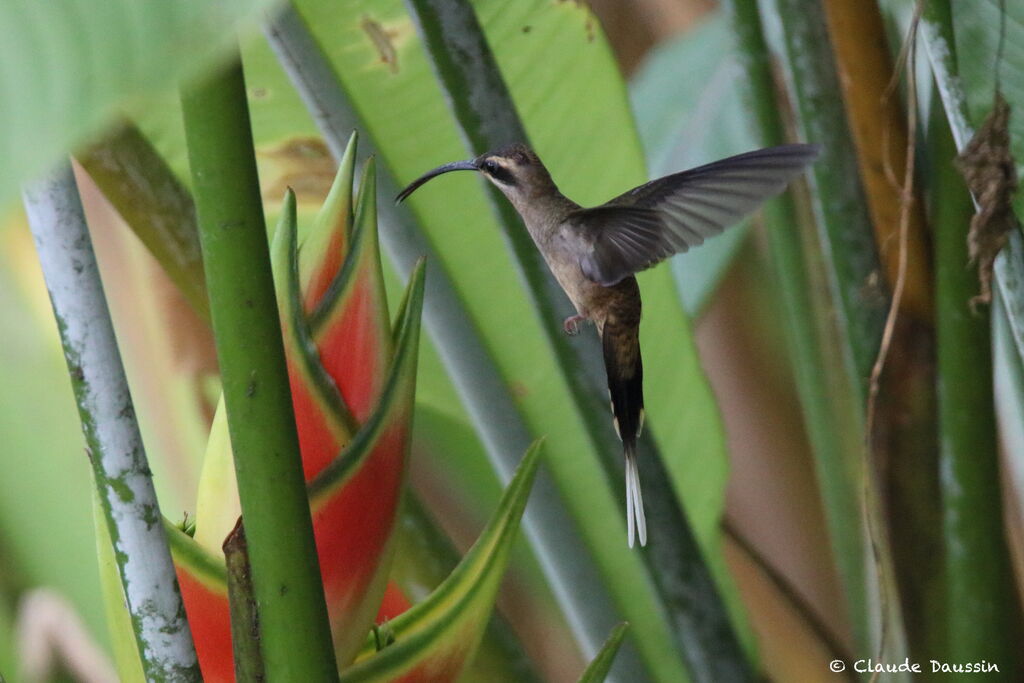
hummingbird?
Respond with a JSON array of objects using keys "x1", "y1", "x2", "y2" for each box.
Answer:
[{"x1": 397, "y1": 143, "x2": 821, "y2": 547}]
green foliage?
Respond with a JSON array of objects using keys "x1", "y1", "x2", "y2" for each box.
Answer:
[
  {"x1": 577, "y1": 623, "x2": 629, "y2": 683},
  {"x1": 629, "y1": 13, "x2": 756, "y2": 316},
  {"x1": 924, "y1": 0, "x2": 1024, "y2": 670},
  {"x1": 0, "y1": 0, "x2": 276, "y2": 206},
  {"x1": 3, "y1": 0, "x2": 1024, "y2": 681}
]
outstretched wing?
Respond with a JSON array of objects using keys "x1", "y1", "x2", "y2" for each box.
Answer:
[{"x1": 566, "y1": 144, "x2": 821, "y2": 286}]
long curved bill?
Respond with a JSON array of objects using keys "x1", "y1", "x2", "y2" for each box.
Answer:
[{"x1": 395, "y1": 160, "x2": 478, "y2": 203}]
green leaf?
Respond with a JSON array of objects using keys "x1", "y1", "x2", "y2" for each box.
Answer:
[
  {"x1": 338, "y1": 440, "x2": 542, "y2": 682},
  {"x1": 629, "y1": 12, "x2": 756, "y2": 316},
  {"x1": 301, "y1": 131, "x2": 360, "y2": 311},
  {"x1": 391, "y1": 496, "x2": 544, "y2": 683},
  {"x1": 577, "y1": 623, "x2": 629, "y2": 683},
  {"x1": 765, "y1": 0, "x2": 885, "y2": 399},
  {"x1": 928, "y1": 93, "x2": 1020, "y2": 669},
  {"x1": 0, "y1": 0, "x2": 275, "y2": 205}
]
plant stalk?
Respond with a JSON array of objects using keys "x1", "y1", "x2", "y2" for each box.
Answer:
[
  {"x1": 768, "y1": 0, "x2": 886, "y2": 397},
  {"x1": 23, "y1": 161, "x2": 200, "y2": 682},
  {"x1": 822, "y1": 0, "x2": 943, "y2": 664},
  {"x1": 180, "y1": 54, "x2": 338, "y2": 681},
  {"x1": 721, "y1": 0, "x2": 868, "y2": 650},
  {"x1": 924, "y1": 4, "x2": 1022, "y2": 669}
]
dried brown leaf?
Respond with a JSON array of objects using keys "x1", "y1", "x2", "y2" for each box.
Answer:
[{"x1": 956, "y1": 93, "x2": 1019, "y2": 308}]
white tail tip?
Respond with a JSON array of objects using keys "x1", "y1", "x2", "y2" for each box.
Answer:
[{"x1": 625, "y1": 453, "x2": 647, "y2": 547}]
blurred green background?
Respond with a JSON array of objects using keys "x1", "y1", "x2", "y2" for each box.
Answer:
[{"x1": 2, "y1": 0, "x2": 1023, "y2": 681}]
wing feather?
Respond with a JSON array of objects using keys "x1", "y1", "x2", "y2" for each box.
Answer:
[{"x1": 569, "y1": 144, "x2": 821, "y2": 285}]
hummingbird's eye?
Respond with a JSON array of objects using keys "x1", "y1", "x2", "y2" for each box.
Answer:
[{"x1": 481, "y1": 158, "x2": 517, "y2": 187}]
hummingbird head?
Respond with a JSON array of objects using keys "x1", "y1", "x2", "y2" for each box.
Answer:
[{"x1": 395, "y1": 143, "x2": 556, "y2": 205}]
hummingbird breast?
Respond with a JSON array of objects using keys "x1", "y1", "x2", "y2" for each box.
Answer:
[
  {"x1": 519, "y1": 198, "x2": 641, "y2": 327},
  {"x1": 545, "y1": 246, "x2": 640, "y2": 330},
  {"x1": 532, "y1": 222, "x2": 634, "y2": 327}
]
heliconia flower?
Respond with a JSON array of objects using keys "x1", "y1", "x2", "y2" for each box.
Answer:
[{"x1": 169, "y1": 134, "x2": 425, "y2": 681}]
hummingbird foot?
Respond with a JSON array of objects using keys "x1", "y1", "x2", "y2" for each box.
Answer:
[{"x1": 563, "y1": 314, "x2": 586, "y2": 336}]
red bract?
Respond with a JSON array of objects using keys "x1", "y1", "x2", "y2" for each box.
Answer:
[
  {"x1": 173, "y1": 139, "x2": 423, "y2": 680},
  {"x1": 376, "y1": 582, "x2": 412, "y2": 623},
  {"x1": 174, "y1": 572, "x2": 230, "y2": 679}
]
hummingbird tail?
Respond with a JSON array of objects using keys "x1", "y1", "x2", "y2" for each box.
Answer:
[
  {"x1": 625, "y1": 445, "x2": 647, "y2": 547},
  {"x1": 601, "y1": 319, "x2": 646, "y2": 547}
]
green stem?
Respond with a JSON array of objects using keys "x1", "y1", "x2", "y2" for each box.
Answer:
[
  {"x1": 932, "y1": 104, "x2": 1018, "y2": 671},
  {"x1": 925, "y1": 4, "x2": 1022, "y2": 671},
  {"x1": 768, "y1": 0, "x2": 886, "y2": 400},
  {"x1": 721, "y1": 0, "x2": 869, "y2": 651},
  {"x1": 402, "y1": 1, "x2": 752, "y2": 680},
  {"x1": 180, "y1": 56, "x2": 337, "y2": 680},
  {"x1": 77, "y1": 122, "x2": 209, "y2": 321},
  {"x1": 22, "y1": 161, "x2": 200, "y2": 682},
  {"x1": 767, "y1": 4, "x2": 903, "y2": 659}
]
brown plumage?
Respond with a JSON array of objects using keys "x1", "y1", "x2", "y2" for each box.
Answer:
[{"x1": 397, "y1": 142, "x2": 820, "y2": 547}]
